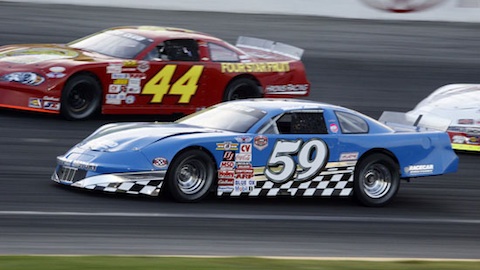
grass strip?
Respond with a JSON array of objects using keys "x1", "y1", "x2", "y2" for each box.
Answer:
[{"x1": 0, "y1": 256, "x2": 479, "y2": 270}]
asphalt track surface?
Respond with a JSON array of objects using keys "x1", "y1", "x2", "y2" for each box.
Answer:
[{"x1": 0, "y1": 2, "x2": 479, "y2": 259}]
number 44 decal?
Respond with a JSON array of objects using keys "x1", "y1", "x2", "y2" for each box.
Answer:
[
  {"x1": 265, "y1": 139, "x2": 329, "y2": 183},
  {"x1": 142, "y1": 64, "x2": 204, "y2": 103}
]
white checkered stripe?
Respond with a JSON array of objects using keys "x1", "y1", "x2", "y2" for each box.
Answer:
[
  {"x1": 218, "y1": 164, "x2": 355, "y2": 197},
  {"x1": 251, "y1": 173, "x2": 353, "y2": 197},
  {"x1": 86, "y1": 180, "x2": 164, "y2": 196}
]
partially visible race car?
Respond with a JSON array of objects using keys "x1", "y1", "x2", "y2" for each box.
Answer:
[
  {"x1": 52, "y1": 99, "x2": 458, "y2": 207},
  {"x1": 408, "y1": 84, "x2": 480, "y2": 152},
  {"x1": 0, "y1": 26, "x2": 309, "y2": 120}
]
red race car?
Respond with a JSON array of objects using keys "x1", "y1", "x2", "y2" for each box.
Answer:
[{"x1": 0, "y1": 26, "x2": 310, "y2": 120}]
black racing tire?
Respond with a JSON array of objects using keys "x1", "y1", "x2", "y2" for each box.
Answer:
[
  {"x1": 353, "y1": 153, "x2": 400, "y2": 207},
  {"x1": 60, "y1": 74, "x2": 101, "y2": 120},
  {"x1": 223, "y1": 78, "x2": 262, "y2": 101},
  {"x1": 166, "y1": 149, "x2": 215, "y2": 202}
]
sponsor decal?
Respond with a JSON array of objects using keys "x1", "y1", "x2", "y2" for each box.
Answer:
[
  {"x1": 49, "y1": 66, "x2": 66, "y2": 73},
  {"x1": 235, "y1": 166, "x2": 254, "y2": 179},
  {"x1": 107, "y1": 64, "x2": 122, "y2": 74},
  {"x1": 109, "y1": 84, "x2": 124, "y2": 93},
  {"x1": 340, "y1": 152, "x2": 359, "y2": 161},
  {"x1": 152, "y1": 157, "x2": 168, "y2": 168},
  {"x1": 128, "y1": 78, "x2": 141, "y2": 86},
  {"x1": 218, "y1": 169, "x2": 235, "y2": 179},
  {"x1": 127, "y1": 85, "x2": 141, "y2": 94},
  {"x1": 220, "y1": 161, "x2": 235, "y2": 169},
  {"x1": 236, "y1": 162, "x2": 252, "y2": 169},
  {"x1": 235, "y1": 153, "x2": 252, "y2": 162},
  {"x1": 240, "y1": 143, "x2": 252, "y2": 153},
  {"x1": 221, "y1": 62, "x2": 290, "y2": 73},
  {"x1": 223, "y1": 151, "x2": 235, "y2": 161},
  {"x1": 218, "y1": 179, "x2": 234, "y2": 186},
  {"x1": 265, "y1": 84, "x2": 309, "y2": 94},
  {"x1": 115, "y1": 31, "x2": 146, "y2": 42},
  {"x1": 111, "y1": 73, "x2": 129, "y2": 79},
  {"x1": 234, "y1": 185, "x2": 254, "y2": 192},
  {"x1": 117, "y1": 92, "x2": 127, "y2": 100},
  {"x1": 125, "y1": 95, "x2": 136, "y2": 104},
  {"x1": 43, "y1": 101, "x2": 60, "y2": 110},
  {"x1": 254, "y1": 135, "x2": 268, "y2": 151},
  {"x1": 452, "y1": 135, "x2": 466, "y2": 144},
  {"x1": 137, "y1": 61, "x2": 150, "y2": 73},
  {"x1": 43, "y1": 96, "x2": 60, "y2": 102},
  {"x1": 329, "y1": 123, "x2": 339, "y2": 133},
  {"x1": 105, "y1": 94, "x2": 122, "y2": 105},
  {"x1": 218, "y1": 186, "x2": 234, "y2": 193},
  {"x1": 113, "y1": 79, "x2": 129, "y2": 85},
  {"x1": 46, "y1": 66, "x2": 66, "y2": 78},
  {"x1": 71, "y1": 160, "x2": 97, "y2": 171},
  {"x1": 28, "y1": 98, "x2": 42, "y2": 109},
  {"x1": 234, "y1": 179, "x2": 256, "y2": 186},
  {"x1": 123, "y1": 60, "x2": 137, "y2": 67},
  {"x1": 129, "y1": 73, "x2": 147, "y2": 79},
  {"x1": 46, "y1": 72, "x2": 66, "y2": 79},
  {"x1": 458, "y1": 119, "x2": 474, "y2": 125},
  {"x1": 404, "y1": 164, "x2": 434, "y2": 174},
  {"x1": 216, "y1": 142, "x2": 239, "y2": 151},
  {"x1": 235, "y1": 136, "x2": 253, "y2": 143}
]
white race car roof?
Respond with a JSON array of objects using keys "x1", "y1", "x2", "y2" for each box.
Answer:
[
  {"x1": 409, "y1": 84, "x2": 480, "y2": 127},
  {"x1": 414, "y1": 84, "x2": 480, "y2": 110}
]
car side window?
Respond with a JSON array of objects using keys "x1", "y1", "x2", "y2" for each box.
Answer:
[
  {"x1": 259, "y1": 112, "x2": 328, "y2": 134},
  {"x1": 335, "y1": 111, "x2": 369, "y2": 134},
  {"x1": 208, "y1": 43, "x2": 239, "y2": 62},
  {"x1": 145, "y1": 39, "x2": 200, "y2": 61}
]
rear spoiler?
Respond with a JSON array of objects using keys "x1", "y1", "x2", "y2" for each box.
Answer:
[
  {"x1": 378, "y1": 111, "x2": 451, "y2": 132},
  {"x1": 236, "y1": 36, "x2": 304, "y2": 60}
]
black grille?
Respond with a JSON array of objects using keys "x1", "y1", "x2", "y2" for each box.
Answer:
[{"x1": 56, "y1": 166, "x2": 87, "y2": 183}]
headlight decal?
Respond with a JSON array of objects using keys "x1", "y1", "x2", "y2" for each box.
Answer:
[{"x1": 2, "y1": 72, "x2": 45, "y2": 85}]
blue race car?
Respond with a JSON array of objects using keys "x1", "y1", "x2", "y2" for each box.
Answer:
[{"x1": 52, "y1": 99, "x2": 458, "y2": 206}]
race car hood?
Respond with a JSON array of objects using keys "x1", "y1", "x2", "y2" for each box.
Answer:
[
  {"x1": 78, "y1": 122, "x2": 215, "y2": 152},
  {"x1": 0, "y1": 44, "x2": 107, "y2": 65}
]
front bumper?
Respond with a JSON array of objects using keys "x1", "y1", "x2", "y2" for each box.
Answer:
[
  {"x1": 52, "y1": 165, "x2": 166, "y2": 196},
  {"x1": 0, "y1": 83, "x2": 61, "y2": 114}
]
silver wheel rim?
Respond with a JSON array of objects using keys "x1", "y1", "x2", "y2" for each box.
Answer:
[
  {"x1": 176, "y1": 159, "x2": 207, "y2": 195},
  {"x1": 362, "y1": 163, "x2": 392, "y2": 199}
]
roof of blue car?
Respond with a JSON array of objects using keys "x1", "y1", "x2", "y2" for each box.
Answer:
[{"x1": 222, "y1": 98, "x2": 347, "y2": 112}]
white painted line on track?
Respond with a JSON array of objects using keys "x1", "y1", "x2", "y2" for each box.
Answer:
[
  {"x1": 1, "y1": 210, "x2": 479, "y2": 224},
  {"x1": 2, "y1": 254, "x2": 478, "y2": 262}
]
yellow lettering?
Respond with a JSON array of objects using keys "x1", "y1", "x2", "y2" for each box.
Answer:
[
  {"x1": 220, "y1": 62, "x2": 291, "y2": 73},
  {"x1": 142, "y1": 65, "x2": 204, "y2": 103}
]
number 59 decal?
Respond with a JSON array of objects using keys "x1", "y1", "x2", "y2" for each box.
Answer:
[
  {"x1": 265, "y1": 139, "x2": 328, "y2": 183},
  {"x1": 142, "y1": 64, "x2": 204, "y2": 103}
]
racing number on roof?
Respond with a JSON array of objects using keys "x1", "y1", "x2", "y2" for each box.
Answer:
[
  {"x1": 265, "y1": 139, "x2": 328, "y2": 184},
  {"x1": 142, "y1": 64, "x2": 204, "y2": 103}
]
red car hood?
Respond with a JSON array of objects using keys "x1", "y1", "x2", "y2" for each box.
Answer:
[{"x1": 0, "y1": 44, "x2": 111, "y2": 66}]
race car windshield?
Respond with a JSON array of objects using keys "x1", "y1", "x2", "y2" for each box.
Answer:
[
  {"x1": 68, "y1": 30, "x2": 152, "y2": 59},
  {"x1": 178, "y1": 104, "x2": 267, "y2": 133}
]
